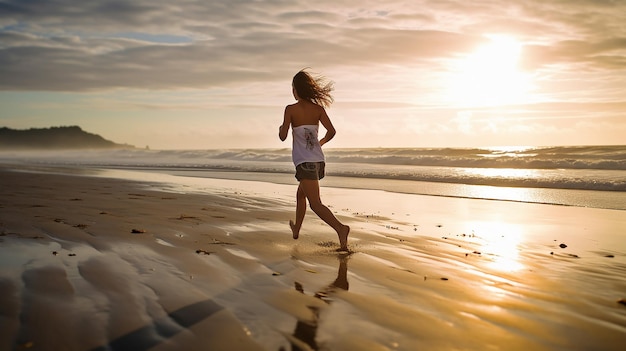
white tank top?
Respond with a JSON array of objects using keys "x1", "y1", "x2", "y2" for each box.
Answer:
[{"x1": 292, "y1": 125, "x2": 325, "y2": 166}]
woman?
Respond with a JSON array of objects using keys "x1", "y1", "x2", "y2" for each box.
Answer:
[{"x1": 278, "y1": 69, "x2": 350, "y2": 251}]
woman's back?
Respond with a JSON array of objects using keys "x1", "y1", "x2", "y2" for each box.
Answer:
[{"x1": 287, "y1": 100, "x2": 324, "y2": 127}]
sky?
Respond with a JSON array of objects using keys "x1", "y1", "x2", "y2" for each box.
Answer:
[{"x1": 1, "y1": 0, "x2": 625, "y2": 150}]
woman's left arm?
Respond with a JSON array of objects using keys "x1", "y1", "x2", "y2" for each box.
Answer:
[{"x1": 319, "y1": 109, "x2": 336, "y2": 146}]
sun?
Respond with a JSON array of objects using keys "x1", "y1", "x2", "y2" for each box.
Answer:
[{"x1": 446, "y1": 35, "x2": 533, "y2": 107}]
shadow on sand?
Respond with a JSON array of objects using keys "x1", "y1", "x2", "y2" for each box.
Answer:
[
  {"x1": 88, "y1": 254, "x2": 351, "y2": 351},
  {"x1": 89, "y1": 299, "x2": 223, "y2": 351}
]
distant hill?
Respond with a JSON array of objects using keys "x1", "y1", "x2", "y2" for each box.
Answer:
[{"x1": 0, "y1": 126, "x2": 133, "y2": 150}]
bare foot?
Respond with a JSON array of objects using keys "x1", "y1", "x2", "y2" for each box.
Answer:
[
  {"x1": 337, "y1": 225, "x2": 350, "y2": 251},
  {"x1": 289, "y1": 220, "x2": 299, "y2": 239}
]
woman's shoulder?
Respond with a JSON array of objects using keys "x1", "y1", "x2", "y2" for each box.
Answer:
[
  {"x1": 287, "y1": 101, "x2": 324, "y2": 125},
  {"x1": 287, "y1": 100, "x2": 323, "y2": 109}
]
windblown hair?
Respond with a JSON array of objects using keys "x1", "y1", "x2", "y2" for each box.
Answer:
[{"x1": 292, "y1": 69, "x2": 334, "y2": 108}]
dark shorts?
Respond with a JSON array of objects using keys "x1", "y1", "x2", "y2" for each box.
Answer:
[{"x1": 295, "y1": 162, "x2": 325, "y2": 181}]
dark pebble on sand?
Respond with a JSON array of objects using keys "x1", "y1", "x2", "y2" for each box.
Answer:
[
  {"x1": 196, "y1": 249, "x2": 211, "y2": 255},
  {"x1": 559, "y1": 243, "x2": 567, "y2": 248},
  {"x1": 52, "y1": 251, "x2": 58, "y2": 256},
  {"x1": 17, "y1": 341, "x2": 34, "y2": 349},
  {"x1": 440, "y1": 277, "x2": 449, "y2": 281},
  {"x1": 618, "y1": 299, "x2": 626, "y2": 306},
  {"x1": 605, "y1": 254, "x2": 615, "y2": 258},
  {"x1": 131, "y1": 229, "x2": 146, "y2": 234}
]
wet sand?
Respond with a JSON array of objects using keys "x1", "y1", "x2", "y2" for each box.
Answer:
[{"x1": 0, "y1": 166, "x2": 625, "y2": 351}]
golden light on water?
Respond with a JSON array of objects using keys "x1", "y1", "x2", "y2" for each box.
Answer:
[
  {"x1": 483, "y1": 146, "x2": 537, "y2": 155},
  {"x1": 463, "y1": 167, "x2": 538, "y2": 179},
  {"x1": 459, "y1": 168, "x2": 544, "y2": 204}
]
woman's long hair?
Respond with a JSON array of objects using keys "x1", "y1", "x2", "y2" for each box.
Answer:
[{"x1": 292, "y1": 69, "x2": 334, "y2": 108}]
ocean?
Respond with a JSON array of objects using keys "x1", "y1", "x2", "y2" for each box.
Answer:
[{"x1": 1, "y1": 145, "x2": 625, "y2": 210}]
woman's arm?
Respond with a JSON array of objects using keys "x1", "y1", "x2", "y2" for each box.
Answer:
[
  {"x1": 318, "y1": 109, "x2": 336, "y2": 146},
  {"x1": 279, "y1": 106, "x2": 291, "y2": 141}
]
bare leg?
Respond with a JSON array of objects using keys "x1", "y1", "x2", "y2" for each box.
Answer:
[
  {"x1": 290, "y1": 183, "x2": 307, "y2": 239},
  {"x1": 299, "y1": 179, "x2": 350, "y2": 250}
]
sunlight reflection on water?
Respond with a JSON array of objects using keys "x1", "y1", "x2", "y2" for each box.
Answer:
[
  {"x1": 460, "y1": 182, "x2": 543, "y2": 204},
  {"x1": 463, "y1": 167, "x2": 539, "y2": 179}
]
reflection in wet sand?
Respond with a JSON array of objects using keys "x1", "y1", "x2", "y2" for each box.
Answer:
[
  {"x1": 282, "y1": 255, "x2": 350, "y2": 351},
  {"x1": 470, "y1": 220, "x2": 524, "y2": 272}
]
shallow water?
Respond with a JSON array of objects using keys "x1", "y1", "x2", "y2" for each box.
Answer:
[{"x1": 2, "y1": 145, "x2": 625, "y2": 210}]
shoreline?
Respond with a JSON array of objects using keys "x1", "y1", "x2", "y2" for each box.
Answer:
[
  {"x1": 74, "y1": 166, "x2": 626, "y2": 211},
  {"x1": 9, "y1": 162, "x2": 626, "y2": 211},
  {"x1": 1, "y1": 165, "x2": 625, "y2": 350}
]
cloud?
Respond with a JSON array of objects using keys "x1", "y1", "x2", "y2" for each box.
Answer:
[
  {"x1": 0, "y1": 0, "x2": 484, "y2": 91},
  {"x1": 1, "y1": 0, "x2": 626, "y2": 147},
  {"x1": 521, "y1": 37, "x2": 626, "y2": 72}
]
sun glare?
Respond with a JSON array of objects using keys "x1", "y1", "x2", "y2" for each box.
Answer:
[
  {"x1": 447, "y1": 35, "x2": 533, "y2": 107},
  {"x1": 469, "y1": 221, "x2": 524, "y2": 272}
]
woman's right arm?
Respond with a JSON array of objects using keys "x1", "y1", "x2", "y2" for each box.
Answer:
[{"x1": 279, "y1": 106, "x2": 291, "y2": 141}]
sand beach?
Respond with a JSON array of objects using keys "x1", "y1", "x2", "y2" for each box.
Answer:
[{"x1": 0, "y1": 165, "x2": 625, "y2": 351}]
